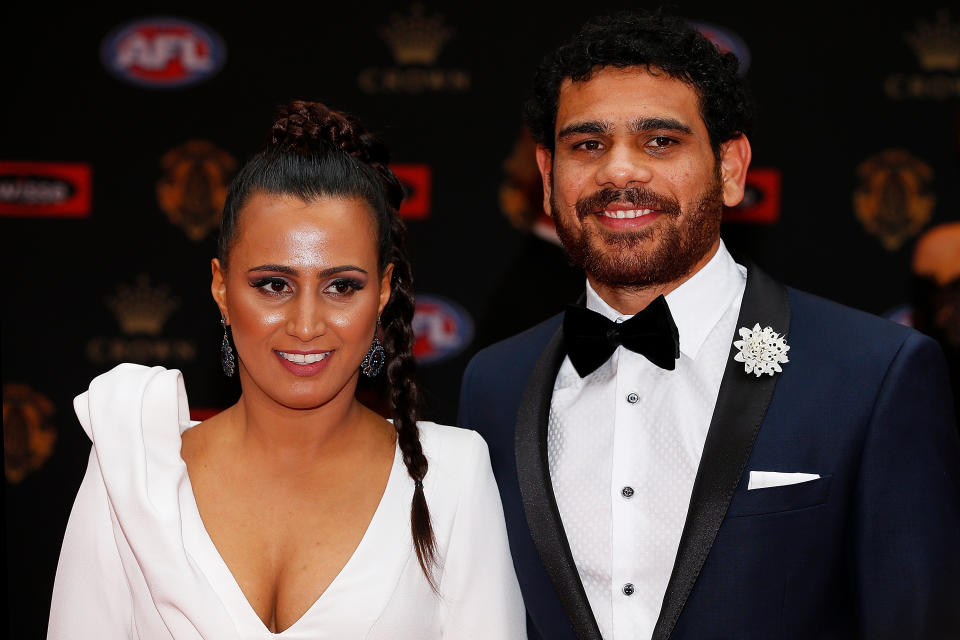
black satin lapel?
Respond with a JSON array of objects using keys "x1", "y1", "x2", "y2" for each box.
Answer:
[
  {"x1": 516, "y1": 326, "x2": 603, "y2": 640},
  {"x1": 652, "y1": 262, "x2": 790, "y2": 640}
]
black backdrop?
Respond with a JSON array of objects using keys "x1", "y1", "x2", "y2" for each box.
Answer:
[{"x1": 3, "y1": 2, "x2": 959, "y2": 636}]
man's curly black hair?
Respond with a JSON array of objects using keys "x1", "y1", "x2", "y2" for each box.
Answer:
[{"x1": 524, "y1": 10, "x2": 753, "y2": 157}]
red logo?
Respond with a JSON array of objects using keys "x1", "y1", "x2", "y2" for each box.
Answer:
[
  {"x1": 101, "y1": 17, "x2": 226, "y2": 88},
  {"x1": 724, "y1": 168, "x2": 781, "y2": 224},
  {"x1": 0, "y1": 162, "x2": 92, "y2": 218},
  {"x1": 391, "y1": 164, "x2": 431, "y2": 219},
  {"x1": 189, "y1": 407, "x2": 223, "y2": 421}
]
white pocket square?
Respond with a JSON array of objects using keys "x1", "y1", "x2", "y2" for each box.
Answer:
[{"x1": 748, "y1": 471, "x2": 820, "y2": 490}]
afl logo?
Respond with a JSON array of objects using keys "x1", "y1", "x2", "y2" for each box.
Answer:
[
  {"x1": 412, "y1": 294, "x2": 474, "y2": 365},
  {"x1": 101, "y1": 17, "x2": 226, "y2": 88},
  {"x1": 691, "y1": 22, "x2": 751, "y2": 76}
]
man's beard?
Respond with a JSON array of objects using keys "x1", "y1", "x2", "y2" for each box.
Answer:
[{"x1": 552, "y1": 174, "x2": 724, "y2": 290}]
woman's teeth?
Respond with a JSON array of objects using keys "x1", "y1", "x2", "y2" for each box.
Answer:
[
  {"x1": 601, "y1": 209, "x2": 652, "y2": 219},
  {"x1": 278, "y1": 351, "x2": 329, "y2": 364}
]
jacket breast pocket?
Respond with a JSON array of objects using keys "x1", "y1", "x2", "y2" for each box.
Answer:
[{"x1": 726, "y1": 474, "x2": 832, "y2": 518}]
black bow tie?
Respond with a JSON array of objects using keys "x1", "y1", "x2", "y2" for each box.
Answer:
[{"x1": 563, "y1": 295, "x2": 680, "y2": 377}]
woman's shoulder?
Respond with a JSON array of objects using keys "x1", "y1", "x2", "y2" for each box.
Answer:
[
  {"x1": 415, "y1": 422, "x2": 492, "y2": 487},
  {"x1": 415, "y1": 421, "x2": 489, "y2": 459},
  {"x1": 74, "y1": 363, "x2": 190, "y2": 443}
]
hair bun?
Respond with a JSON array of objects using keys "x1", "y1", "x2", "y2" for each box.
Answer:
[
  {"x1": 269, "y1": 100, "x2": 404, "y2": 209},
  {"x1": 269, "y1": 100, "x2": 390, "y2": 166}
]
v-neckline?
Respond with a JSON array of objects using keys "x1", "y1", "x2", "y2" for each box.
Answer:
[{"x1": 179, "y1": 435, "x2": 404, "y2": 637}]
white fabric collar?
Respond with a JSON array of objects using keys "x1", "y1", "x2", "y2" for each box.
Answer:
[{"x1": 584, "y1": 240, "x2": 745, "y2": 359}]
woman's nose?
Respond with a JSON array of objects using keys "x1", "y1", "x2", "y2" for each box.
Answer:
[{"x1": 286, "y1": 296, "x2": 327, "y2": 341}]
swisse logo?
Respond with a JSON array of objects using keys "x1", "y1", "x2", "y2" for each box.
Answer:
[
  {"x1": 391, "y1": 164, "x2": 431, "y2": 219},
  {"x1": 724, "y1": 168, "x2": 780, "y2": 224},
  {"x1": 691, "y1": 22, "x2": 751, "y2": 75},
  {"x1": 412, "y1": 294, "x2": 474, "y2": 365},
  {"x1": 0, "y1": 161, "x2": 92, "y2": 217},
  {"x1": 102, "y1": 17, "x2": 226, "y2": 88}
]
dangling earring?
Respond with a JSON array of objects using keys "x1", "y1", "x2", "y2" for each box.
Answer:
[
  {"x1": 361, "y1": 318, "x2": 386, "y2": 377},
  {"x1": 220, "y1": 315, "x2": 235, "y2": 377}
]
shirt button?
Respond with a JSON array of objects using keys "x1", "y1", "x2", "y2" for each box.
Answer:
[
  {"x1": 626, "y1": 392, "x2": 639, "y2": 404},
  {"x1": 621, "y1": 486, "x2": 635, "y2": 498},
  {"x1": 622, "y1": 583, "x2": 635, "y2": 596}
]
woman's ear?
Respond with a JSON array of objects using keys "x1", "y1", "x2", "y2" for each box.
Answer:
[
  {"x1": 211, "y1": 258, "x2": 229, "y2": 323},
  {"x1": 378, "y1": 263, "x2": 395, "y2": 317}
]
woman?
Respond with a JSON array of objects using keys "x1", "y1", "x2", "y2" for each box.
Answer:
[{"x1": 48, "y1": 101, "x2": 526, "y2": 638}]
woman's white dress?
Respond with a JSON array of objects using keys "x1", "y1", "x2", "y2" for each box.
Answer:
[{"x1": 47, "y1": 364, "x2": 526, "y2": 639}]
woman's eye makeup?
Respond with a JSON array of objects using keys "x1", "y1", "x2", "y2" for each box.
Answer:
[
  {"x1": 325, "y1": 277, "x2": 364, "y2": 296},
  {"x1": 251, "y1": 277, "x2": 292, "y2": 295}
]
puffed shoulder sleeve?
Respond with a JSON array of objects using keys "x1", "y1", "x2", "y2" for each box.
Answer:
[
  {"x1": 438, "y1": 430, "x2": 527, "y2": 639},
  {"x1": 48, "y1": 444, "x2": 133, "y2": 638}
]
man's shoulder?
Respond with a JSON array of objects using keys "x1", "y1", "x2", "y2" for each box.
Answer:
[
  {"x1": 787, "y1": 286, "x2": 916, "y2": 345},
  {"x1": 783, "y1": 284, "x2": 944, "y2": 378},
  {"x1": 467, "y1": 312, "x2": 563, "y2": 377}
]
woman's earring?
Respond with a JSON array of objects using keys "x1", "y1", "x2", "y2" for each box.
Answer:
[
  {"x1": 361, "y1": 319, "x2": 386, "y2": 378},
  {"x1": 220, "y1": 316, "x2": 236, "y2": 377}
]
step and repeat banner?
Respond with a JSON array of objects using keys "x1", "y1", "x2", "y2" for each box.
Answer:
[{"x1": 3, "y1": 2, "x2": 958, "y2": 635}]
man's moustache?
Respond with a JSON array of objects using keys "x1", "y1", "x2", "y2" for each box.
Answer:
[{"x1": 575, "y1": 187, "x2": 681, "y2": 219}]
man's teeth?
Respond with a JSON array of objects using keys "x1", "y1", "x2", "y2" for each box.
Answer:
[
  {"x1": 601, "y1": 209, "x2": 652, "y2": 219},
  {"x1": 278, "y1": 351, "x2": 330, "y2": 364}
]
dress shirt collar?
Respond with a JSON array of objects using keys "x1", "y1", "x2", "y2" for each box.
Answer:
[{"x1": 584, "y1": 240, "x2": 745, "y2": 359}]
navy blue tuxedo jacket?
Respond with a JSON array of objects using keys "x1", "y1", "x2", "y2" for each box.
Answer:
[{"x1": 458, "y1": 263, "x2": 960, "y2": 640}]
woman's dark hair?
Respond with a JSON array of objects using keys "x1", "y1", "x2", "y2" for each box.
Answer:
[
  {"x1": 524, "y1": 9, "x2": 754, "y2": 156},
  {"x1": 218, "y1": 100, "x2": 437, "y2": 587}
]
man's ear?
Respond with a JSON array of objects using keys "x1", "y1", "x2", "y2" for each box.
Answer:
[
  {"x1": 535, "y1": 144, "x2": 554, "y2": 217},
  {"x1": 719, "y1": 135, "x2": 752, "y2": 207},
  {"x1": 211, "y1": 258, "x2": 229, "y2": 323}
]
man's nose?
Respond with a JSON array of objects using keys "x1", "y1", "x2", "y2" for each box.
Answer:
[
  {"x1": 286, "y1": 295, "x2": 327, "y2": 341},
  {"x1": 595, "y1": 144, "x2": 653, "y2": 188}
]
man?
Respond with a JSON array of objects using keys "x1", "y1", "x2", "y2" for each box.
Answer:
[{"x1": 457, "y1": 10, "x2": 960, "y2": 640}]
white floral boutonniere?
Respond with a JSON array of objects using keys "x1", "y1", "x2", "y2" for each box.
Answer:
[{"x1": 733, "y1": 324, "x2": 790, "y2": 376}]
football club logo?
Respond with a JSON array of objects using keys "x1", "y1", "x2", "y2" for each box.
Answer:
[
  {"x1": 691, "y1": 22, "x2": 751, "y2": 75},
  {"x1": 0, "y1": 161, "x2": 92, "y2": 218},
  {"x1": 101, "y1": 17, "x2": 226, "y2": 88},
  {"x1": 358, "y1": 4, "x2": 470, "y2": 94},
  {"x1": 156, "y1": 140, "x2": 236, "y2": 241},
  {"x1": 412, "y1": 294, "x2": 474, "y2": 364},
  {"x1": 3, "y1": 384, "x2": 57, "y2": 484},
  {"x1": 853, "y1": 149, "x2": 935, "y2": 251}
]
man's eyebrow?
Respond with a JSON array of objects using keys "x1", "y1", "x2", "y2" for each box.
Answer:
[
  {"x1": 629, "y1": 117, "x2": 693, "y2": 134},
  {"x1": 557, "y1": 120, "x2": 613, "y2": 140},
  {"x1": 247, "y1": 264, "x2": 368, "y2": 277}
]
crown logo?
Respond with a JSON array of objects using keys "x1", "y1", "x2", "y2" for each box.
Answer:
[
  {"x1": 905, "y1": 10, "x2": 960, "y2": 71},
  {"x1": 106, "y1": 274, "x2": 181, "y2": 336},
  {"x1": 379, "y1": 3, "x2": 454, "y2": 65}
]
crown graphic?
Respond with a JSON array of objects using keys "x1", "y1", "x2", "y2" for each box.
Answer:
[
  {"x1": 378, "y1": 3, "x2": 454, "y2": 65},
  {"x1": 905, "y1": 10, "x2": 960, "y2": 71},
  {"x1": 106, "y1": 274, "x2": 181, "y2": 336}
]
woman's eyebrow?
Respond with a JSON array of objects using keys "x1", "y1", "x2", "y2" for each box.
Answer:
[{"x1": 247, "y1": 264, "x2": 368, "y2": 277}]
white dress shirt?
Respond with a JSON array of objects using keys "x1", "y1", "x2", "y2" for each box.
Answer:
[
  {"x1": 547, "y1": 242, "x2": 746, "y2": 639},
  {"x1": 49, "y1": 364, "x2": 527, "y2": 639}
]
